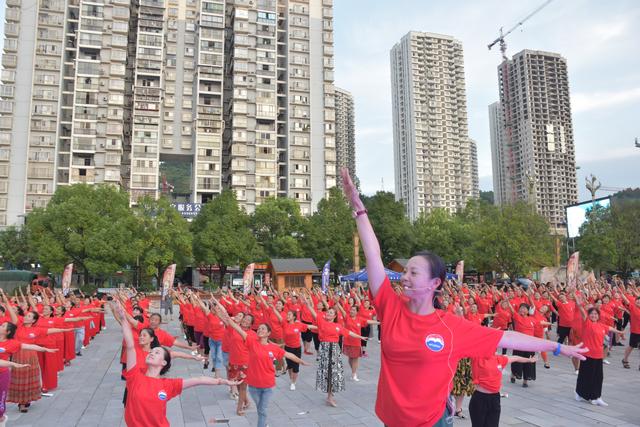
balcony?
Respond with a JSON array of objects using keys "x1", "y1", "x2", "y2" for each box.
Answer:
[{"x1": 2, "y1": 55, "x2": 17, "y2": 69}]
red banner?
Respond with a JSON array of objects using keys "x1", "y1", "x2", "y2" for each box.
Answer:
[{"x1": 162, "y1": 264, "x2": 176, "y2": 297}]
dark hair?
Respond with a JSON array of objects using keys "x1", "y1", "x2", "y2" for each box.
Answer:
[
  {"x1": 141, "y1": 328, "x2": 160, "y2": 348},
  {"x1": 4, "y1": 322, "x2": 17, "y2": 339},
  {"x1": 132, "y1": 306, "x2": 143, "y2": 315},
  {"x1": 44, "y1": 305, "x2": 55, "y2": 318},
  {"x1": 587, "y1": 307, "x2": 600, "y2": 318},
  {"x1": 0, "y1": 306, "x2": 5, "y2": 314},
  {"x1": 150, "y1": 313, "x2": 162, "y2": 322},
  {"x1": 29, "y1": 311, "x2": 40, "y2": 324},
  {"x1": 133, "y1": 315, "x2": 144, "y2": 323},
  {"x1": 159, "y1": 346, "x2": 172, "y2": 375},
  {"x1": 16, "y1": 307, "x2": 24, "y2": 317},
  {"x1": 518, "y1": 303, "x2": 530, "y2": 312},
  {"x1": 415, "y1": 251, "x2": 446, "y2": 309},
  {"x1": 58, "y1": 306, "x2": 66, "y2": 315}
]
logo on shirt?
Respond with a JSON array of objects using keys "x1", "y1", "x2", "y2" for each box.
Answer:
[
  {"x1": 294, "y1": 329, "x2": 299, "y2": 333},
  {"x1": 157, "y1": 390, "x2": 168, "y2": 401},
  {"x1": 0, "y1": 348, "x2": 5, "y2": 353},
  {"x1": 268, "y1": 351, "x2": 274, "y2": 359},
  {"x1": 425, "y1": 334, "x2": 445, "y2": 352},
  {"x1": 497, "y1": 364, "x2": 503, "y2": 371},
  {"x1": 28, "y1": 333, "x2": 36, "y2": 339}
]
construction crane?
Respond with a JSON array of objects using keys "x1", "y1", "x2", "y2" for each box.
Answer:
[{"x1": 488, "y1": 0, "x2": 554, "y2": 60}]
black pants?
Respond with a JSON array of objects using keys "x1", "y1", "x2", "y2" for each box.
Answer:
[
  {"x1": 285, "y1": 346, "x2": 302, "y2": 373},
  {"x1": 469, "y1": 390, "x2": 500, "y2": 427},
  {"x1": 202, "y1": 334, "x2": 210, "y2": 356},
  {"x1": 361, "y1": 325, "x2": 371, "y2": 348},
  {"x1": 576, "y1": 357, "x2": 603, "y2": 400},
  {"x1": 377, "y1": 324, "x2": 382, "y2": 341},
  {"x1": 312, "y1": 331, "x2": 320, "y2": 352},
  {"x1": 557, "y1": 325, "x2": 571, "y2": 344},
  {"x1": 622, "y1": 312, "x2": 630, "y2": 330},
  {"x1": 511, "y1": 350, "x2": 536, "y2": 380}
]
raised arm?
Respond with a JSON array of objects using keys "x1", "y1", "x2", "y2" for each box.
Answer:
[
  {"x1": 213, "y1": 299, "x2": 247, "y2": 341},
  {"x1": 341, "y1": 168, "x2": 385, "y2": 298},
  {"x1": 0, "y1": 289, "x2": 18, "y2": 325},
  {"x1": 111, "y1": 301, "x2": 137, "y2": 371}
]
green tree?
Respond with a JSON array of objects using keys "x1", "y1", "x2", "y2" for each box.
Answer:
[
  {"x1": 0, "y1": 226, "x2": 34, "y2": 269},
  {"x1": 25, "y1": 184, "x2": 137, "y2": 284},
  {"x1": 133, "y1": 196, "x2": 193, "y2": 286},
  {"x1": 468, "y1": 202, "x2": 553, "y2": 278},
  {"x1": 251, "y1": 197, "x2": 305, "y2": 258},
  {"x1": 412, "y1": 208, "x2": 469, "y2": 264},
  {"x1": 191, "y1": 190, "x2": 259, "y2": 284},
  {"x1": 302, "y1": 187, "x2": 355, "y2": 275},
  {"x1": 479, "y1": 190, "x2": 494, "y2": 205},
  {"x1": 578, "y1": 201, "x2": 640, "y2": 276},
  {"x1": 362, "y1": 192, "x2": 414, "y2": 265}
]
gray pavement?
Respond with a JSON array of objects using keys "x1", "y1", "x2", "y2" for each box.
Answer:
[{"x1": 6, "y1": 309, "x2": 640, "y2": 427}]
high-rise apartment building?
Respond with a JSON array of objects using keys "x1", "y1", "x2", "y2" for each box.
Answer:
[
  {"x1": 334, "y1": 86, "x2": 354, "y2": 187},
  {"x1": 0, "y1": 0, "x2": 335, "y2": 226},
  {"x1": 390, "y1": 31, "x2": 478, "y2": 221},
  {"x1": 490, "y1": 49, "x2": 578, "y2": 229}
]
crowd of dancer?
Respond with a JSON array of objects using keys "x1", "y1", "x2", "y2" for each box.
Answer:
[{"x1": 0, "y1": 285, "x2": 107, "y2": 426}]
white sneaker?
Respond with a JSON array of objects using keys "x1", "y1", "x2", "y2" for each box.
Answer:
[
  {"x1": 575, "y1": 392, "x2": 584, "y2": 402},
  {"x1": 352, "y1": 374, "x2": 360, "y2": 382},
  {"x1": 592, "y1": 398, "x2": 608, "y2": 407},
  {"x1": 500, "y1": 393, "x2": 508, "y2": 398},
  {"x1": 575, "y1": 370, "x2": 579, "y2": 375},
  {"x1": 290, "y1": 383, "x2": 296, "y2": 391},
  {"x1": 603, "y1": 359, "x2": 610, "y2": 365}
]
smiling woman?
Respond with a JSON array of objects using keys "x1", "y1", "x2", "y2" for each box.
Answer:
[{"x1": 340, "y1": 168, "x2": 588, "y2": 427}]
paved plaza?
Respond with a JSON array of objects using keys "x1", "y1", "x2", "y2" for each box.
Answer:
[{"x1": 5, "y1": 309, "x2": 640, "y2": 427}]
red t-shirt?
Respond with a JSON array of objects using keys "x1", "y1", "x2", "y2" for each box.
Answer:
[
  {"x1": 556, "y1": 301, "x2": 575, "y2": 327},
  {"x1": 0, "y1": 339, "x2": 22, "y2": 373},
  {"x1": 316, "y1": 316, "x2": 349, "y2": 343},
  {"x1": 531, "y1": 311, "x2": 546, "y2": 338},
  {"x1": 472, "y1": 355, "x2": 509, "y2": 393},
  {"x1": 491, "y1": 309, "x2": 511, "y2": 330},
  {"x1": 123, "y1": 368, "x2": 183, "y2": 427},
  {"x1": 582, "y1": 319, "x2": 608, "y2": 359},
  {"x1": 475, "y1": 297, "x2": 491, "y2": 315},
  {"x1": 245, "y1": 334, "x2": 285, "y2": 388},
  {"x1": 282, "y1": 321, "x2": 307, "y2": 348},
  {"x1": 228, "y1": 329, "x2": 256, "y2": 366},
  {"x1": 371, "y1": 277, "x2": 503, "y2": 427},
  {"x1": 465, "y1": 312, "x2": 484, "y2": 325},
  {"x1": 629, "y1": 304, "x2": 640, "y2": 334},
  {"x1": 205, "y1": 313, "x2": 225, "y2": 342},
  {"x1": 153, "y1": 328, "x2": 176, "y2": 347},
  {"x1": 262, "y1": 308, "x2": 283, "y2": 341},
  {"x1": 512, "y1": 313, "x2": 535, "y2": 336},
  {"x1": 344, "y1": 316, "x2": 366, "y2": 347}
]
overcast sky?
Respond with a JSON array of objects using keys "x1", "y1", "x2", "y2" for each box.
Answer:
[
  {"x1": 333, "y1": 0, "x2": 640, "y2": 201},
  {"x1": 1, "y1": 1, "x2": 638, "y2": 201}
]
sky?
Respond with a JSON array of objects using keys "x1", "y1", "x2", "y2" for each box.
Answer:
[
  {"x1": 333, "y1": 0, "x2": 640, "y2": 201},
  {"x1": 1, "y1": 1, "x2": 638, "y2": 201}
]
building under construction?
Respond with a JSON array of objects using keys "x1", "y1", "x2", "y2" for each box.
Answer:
[{"x1": 489, "y1": 49, "x2": 578, "y2": 230}]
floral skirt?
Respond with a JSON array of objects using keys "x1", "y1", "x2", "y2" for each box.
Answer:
[
  {"x1": 8, "y1": 349, "x2": 41, "y2": 404},
  {"x1": 452, "y1": 357, "x2": 475, "y2": 397},
  {"x1": 315, "y1": 342, "x2": 345, "y2": 394}
]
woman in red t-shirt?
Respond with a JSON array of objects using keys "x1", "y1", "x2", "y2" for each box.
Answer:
[
  {"x1": 112, "y1": 301, "x2": 239, "y2": 427},
  {"x1": 620, "y1": 292, "x2": 640, "y2": 369},
  {"x1": 214, "y1": 300, "x2": 307, "y2": 427},
  {"x1": 280, "y1": 309, "x2": 317, "y2": 390},
  {"x1": 340, "y1": 168, "x2": 587, "y2": 427},
  {"x1": 303, "y1": 293, "x2": 366, "y2": 407},
  {"x1": 469, "y1": 354, "x2": 537, "y2": 427},
  {"x1": 574, "y1": 294, "x2": 624, "y2": 406},
  {"x1": 504, "y1": 302, "x2": 537, "y2": 387},
  {"x1": 338, "y1": 304, "x2": 379, "y2": 381}
]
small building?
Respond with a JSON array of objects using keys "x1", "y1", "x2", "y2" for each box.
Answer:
[
  {"x1": 267, "y1": 258, "x2": 319, "y2": 292},
  {"x1": 388, "y1": 259, "x2": 409, "y2": 273}
]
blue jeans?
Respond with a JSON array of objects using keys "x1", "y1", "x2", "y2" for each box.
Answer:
[
  {"x1": 248, "y1": 386, "x2": 273, "y2": 427},
  {"x1": 74, "y1": 327, "x2": 85, "y2": 354},
  {"x1": 208, "y1": 338, "x2": 223, "y2": 370}
]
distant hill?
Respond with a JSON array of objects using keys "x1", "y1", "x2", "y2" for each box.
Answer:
[{"x1": 611, "y1": 188, "x2": 640, "y2": 204}]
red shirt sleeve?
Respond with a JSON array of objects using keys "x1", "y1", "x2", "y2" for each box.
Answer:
[{"x1": 453, "y1": 317, "x2": 504, "y2": 359}]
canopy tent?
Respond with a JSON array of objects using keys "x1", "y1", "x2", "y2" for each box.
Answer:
[{"x1": 339, "y1": 268, "x2": 402, "y2": 283}]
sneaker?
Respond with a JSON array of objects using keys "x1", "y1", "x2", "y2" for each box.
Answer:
[
  {"x1": 575, "y1": 370, "x2": 579, "y2": 375},
  {"x1": 603, "y1": 359, "x2": 610, "y2": 365},
  {"x1": 575, "y1": 392, "x2": 584, "y2": 402},
  {"x1": 591, "y1": 398, "x2": 608, "y2": 407},
  {"x1": 290, "y1": 383, "x2": 296, "y2": 391},
  {"x1": 352, "y1": 374, "x2": 359, "y2": 382},
  {"x1": 500, "y1": 393, "x2": 508, "y2": 398},
  {"x1": 81, "y1": 346, "x2": 86, "y2": 350}
]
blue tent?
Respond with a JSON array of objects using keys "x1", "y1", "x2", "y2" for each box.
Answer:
[{"x1": 340, "y1": 268, "x2": 402, "y2": 282}]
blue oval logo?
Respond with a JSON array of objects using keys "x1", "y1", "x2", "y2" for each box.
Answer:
[
  {"x1": 157, "y1": 390, "x2": 167, "y2": 401},
  {"x1": 425, "y1": 334, "x2": 445, "y2": 352}
]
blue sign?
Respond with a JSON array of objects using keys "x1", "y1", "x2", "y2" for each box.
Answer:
[{"x1": 171, "y1": 202, "x2": 202, "y2": 218}]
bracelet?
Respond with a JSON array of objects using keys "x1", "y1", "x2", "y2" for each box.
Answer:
[
  {"x1": 352, "y1": 208, "x2": 368, "y2": 219},
  {"x1": 553, "y1": 342, "x2": 562, "y2": 356}
]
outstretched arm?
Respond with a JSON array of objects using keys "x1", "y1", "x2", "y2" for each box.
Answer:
[
  {"x1": 183, "y1": 376, "x2": 241, "y2": 390},
  {"x1": 499, "y1": 330, "x2": 587, "y2": 360},
  {"x1": 341, "y1": 168, "x2": 385, "y2": 298}
]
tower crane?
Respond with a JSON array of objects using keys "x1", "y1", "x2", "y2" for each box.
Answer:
[{"x1": 488, "y1": 0, "x2": 554, "y2": 60}]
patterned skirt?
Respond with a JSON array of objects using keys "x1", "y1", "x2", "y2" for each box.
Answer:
[
  {"x1": 452, "y1": 358, "x2": 475, "y2": 397},
  {"x1": 8, "y1": 349, "x2": 42, "y2": 404},
  {"x1": 315, "y1": 342, "x2": 345, "y2": 394}
]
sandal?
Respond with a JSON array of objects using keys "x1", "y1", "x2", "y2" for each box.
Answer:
[
  {"x1": 18, "y1": 404, "x2": 28, "y2": 413},
  {"x1": 455, "y1": 410, "x2": 465, "y2": 419},
  {"x1": 622, "y1": 359, "x2": 630, "y2": 369},
  {"x1": 544, "y1": 363, "x2": 550, "y2": 369},
  {"x1": 236, "y1": 409, "x2": 245, "y2": 416}
]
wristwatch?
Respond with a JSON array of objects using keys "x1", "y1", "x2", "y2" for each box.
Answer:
[{"x1": 352, "y1": 208, "x2": 368, "y2": 219}]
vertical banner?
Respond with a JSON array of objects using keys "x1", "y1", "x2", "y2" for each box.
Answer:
[
  {"x1": 567, "y1": 251, "x2": 580, "y2": 287},
  {"x1": 264, "y1": 272, "x2": 271, "y2": 288},
  {"x1": 321, "y1": 261, "x2": 331, "y2": 293},
  {"x1": 62, "y1": 263, "x2": 73, "y2": 296},
  {"x1": 455, "y1": 260, "x2": 464, "y2": 285},
  {"x1": 243, "y1": 263, "x2": 255, "y2": 295},
  {"x1": 162, "y1": 264, "x2": 176, "y2": 297}
]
